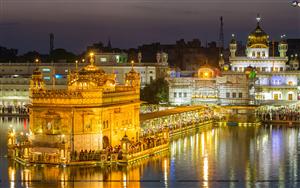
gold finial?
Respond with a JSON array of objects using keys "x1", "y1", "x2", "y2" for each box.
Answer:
[
  {"x1": 131, "y1": 60, "x2": 134, "y2": 70},
  {"x1": 75, "y1": 60, "x2": 78, "y2": 71},
  {"x1": 35, "y1": 58, "x2": 40, "y2": 66},
  {"x1": 89, "y1": 52, "x2": 94, "y2": 65},
  {"x1": 256, "y1": 14, "x2": 261, "y2": 25}
]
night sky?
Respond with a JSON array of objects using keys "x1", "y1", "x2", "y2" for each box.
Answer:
[{"x1": 0, "y1": 0, "x2": 299, "y2": 54}]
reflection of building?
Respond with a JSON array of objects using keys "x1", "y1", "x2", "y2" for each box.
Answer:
[
  {"x1": 26, "y1": 54, "x2": 141, "y2": 163},
  {"x1": 167, "y1": 65, "x2": 250, "y2": 106},
  {"x1": 0, "y1": 52, "x2": 168, "y2": 111},
  {"x1": 228, "y1": 15, "x2": 300, "y2": 103}
]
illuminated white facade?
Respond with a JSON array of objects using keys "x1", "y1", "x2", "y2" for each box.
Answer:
[
  {"x1": 229, "y1": 15, "x2": 300, "y2": 103},
  {"x1": 167, "y1": 65, "x2": 250, "y2": 106},
  {"x1": 230, "y1": 16, "x2": 288, "y2": 72}
]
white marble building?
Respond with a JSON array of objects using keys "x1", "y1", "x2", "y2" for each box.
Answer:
[
  {"x1": 167, "y1": 65, "x2": 250, "y2": 106},
  {"x1": 228, "y1": 15, "x2": 300, "y2": 103}
]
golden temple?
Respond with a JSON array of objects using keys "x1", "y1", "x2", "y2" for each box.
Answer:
[{"x1": 12, "y1": 53, "x2": 142, "y2": 164}]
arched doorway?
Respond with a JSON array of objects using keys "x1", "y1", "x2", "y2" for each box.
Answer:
[{"x1": 103, "y1": 136, "x2": 109, "y2": 149}]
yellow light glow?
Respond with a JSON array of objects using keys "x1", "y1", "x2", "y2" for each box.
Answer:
[
  {"x1": 89, "y1": 52, "x2": 94, "y2": 57},
  {"x1": 204, "y1": 72, "x2": 209, "y2": 77}
]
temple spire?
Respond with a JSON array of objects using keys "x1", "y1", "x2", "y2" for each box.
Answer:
[
  {"x1": 256, "y1": 14, "x2": 261, "y2": 26},
  {"x1": 89, "y1": 52, "x2": 95, "y2": 66},
  {"x1": 131, "y1": 60, "x2": 134, "y2": 70}
]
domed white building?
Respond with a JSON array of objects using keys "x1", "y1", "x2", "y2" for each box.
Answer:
[
  {"x1": 229, "y1": 15, "x2": 300, "y2": 104},
  {"x1": 230, "y1": 15, "x2": 288, "y2": 72}
]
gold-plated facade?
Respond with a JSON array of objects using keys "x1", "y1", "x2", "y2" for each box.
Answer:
[{"x1": 27, "y1": 55, "x2": 141, "y2": 163}]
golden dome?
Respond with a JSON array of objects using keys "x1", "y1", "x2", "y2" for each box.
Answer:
[
  {"x1": 68, "y1": 55, "x2": 107, "y2": 89},
  {"x1": 247, "y1": 15, "x2": 269, "y2": 48}
]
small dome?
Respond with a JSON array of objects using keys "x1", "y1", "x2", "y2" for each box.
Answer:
[
  {"x1": 78, "y1": 64, "x2": 105, "y2": 75},
  {"x1": 279, "y1": 35, "x2": 288, "y2": 45},
  {"x1": 198, "y1": 64, "x2": 217, "y2": 79},
  {"x1": 230, "y1": 34, "x2": 237, "y2": 44}
]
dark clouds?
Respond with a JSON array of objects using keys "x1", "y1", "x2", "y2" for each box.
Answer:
[{"x1": 0, "y1": 0, "x2": 299, "y2": 54}]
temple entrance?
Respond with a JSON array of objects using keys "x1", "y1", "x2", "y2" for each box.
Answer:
[
  {"x1": 288, "y1": 93, "x2": 293, "y2": 101},
  {"x1": 103, "y1": 136, "x2": 109, "y2": 149}
]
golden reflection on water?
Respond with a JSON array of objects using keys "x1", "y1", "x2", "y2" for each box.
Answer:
[{"x1": 5, "y1": 123, "x2": 300, "y2": 188}]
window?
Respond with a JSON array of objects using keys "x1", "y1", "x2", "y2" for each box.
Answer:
[
  {"x1": 42, "y1": 68, "x2": 51, "y2": 72},
  {"x1": 179, "y1": 92, "x2": 182, "y2": 98},
  {"x1": 257, "y1": 52, "x2": 261, "y2": 58},
  {"x1": 239, "y1": 93, "x2": 243, "y2": 98},
  {"x1": 252, "y1": 51, "x2": 255, "y2": 57},
  {"x1": 100, "y1": 57, "x2": 107, "y2": 62},
  {"x1": 226, "y1": 92, "x2": 230, "y2": 98},
  {"x1": 234, "y1": 67, "x2": 238, "y2": 71},
  {"x1": 44, "y1": 76, "x2": 51, "y2": 80},
  {"x1": 262, "y1": 51, "x2": 265, "y2": 57},
  {"x1": 149, "y1": 71, "x2": 153, "y2": 74},
  {"x1": 150, "y1": 76, "x2": 153, "y2": 82},
  {"x1": 280, "y1": 67, "x2": 283, "y2": 71},
  {"x1": 262, "y1": 67, "x2": 266, "y2": 72},
  {"x1": 184, "y1": 92, "x2": 187, "y2": 98},
  {"x1": 55, "y1": 74, "x2": 63, "y2": 79},
  {"x1": 232, "y1": 92, "x2": 236, "y2": 98},
  {"x1": 174, "y1": 92, "x2": 177, "y2": 98}
]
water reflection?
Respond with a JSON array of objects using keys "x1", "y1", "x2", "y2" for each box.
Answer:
[{"x1": 2, "y1": 118, "x2": 300, "y2": 187}]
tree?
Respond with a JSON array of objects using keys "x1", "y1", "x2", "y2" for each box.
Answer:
[
  {"x1": 50, "y1": 48, "x2": 77, "y2": 62},
  {"x1": 141, "y1": 78, "x2": 169, "y2": 104}
]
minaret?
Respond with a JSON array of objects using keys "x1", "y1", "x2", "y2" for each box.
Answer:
[
  {"x1": 138, "y1": 52, "x2": 142, "y2": 63},
  {"x1": 125, "y1": 61, "x2": 141, "y2": 91},
  {"x1": 229, "y1": 34, "x2": 237, "y2": 58},
  {"x1": 219, "y1": 53, "x2": 225, "y2": 68},
  {"x1": 290, "y1": 54, "x2": 299, "y2": 70},
  {"x1": 278, "y1": 34, "x2": 288, "y2": 58},
  {"x1": 219, "y1": 16, "x2": 224, "y2": 52},
  {"x1": 30, "y1": 59, "x2": 45, "y2": 94}
]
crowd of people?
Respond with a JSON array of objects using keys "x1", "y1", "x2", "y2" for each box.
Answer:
[
  {"x1": 0, "y1": 106, "x2": 27, "y2": 115},
  {"x1": 256, "y1": 104, "x2": 300, "y2": 122},
  {"x1": 71, "y1": 136, "x2": 168, "y2": 162}
]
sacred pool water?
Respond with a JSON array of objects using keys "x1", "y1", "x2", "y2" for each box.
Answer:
[{"x1": 1, "y1": 117, "x2": 300, "y2": 188}]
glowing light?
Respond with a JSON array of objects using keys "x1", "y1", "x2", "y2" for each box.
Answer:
[
  {"x1": 203, "y1": 157, "x2": 209, "y2": 187},
  {"x1": 164, "y1": 158, "x2": 168, "y2": 187},
  {"x1": 89, "y1": 52, "x2": 94, "y2": 57}
]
